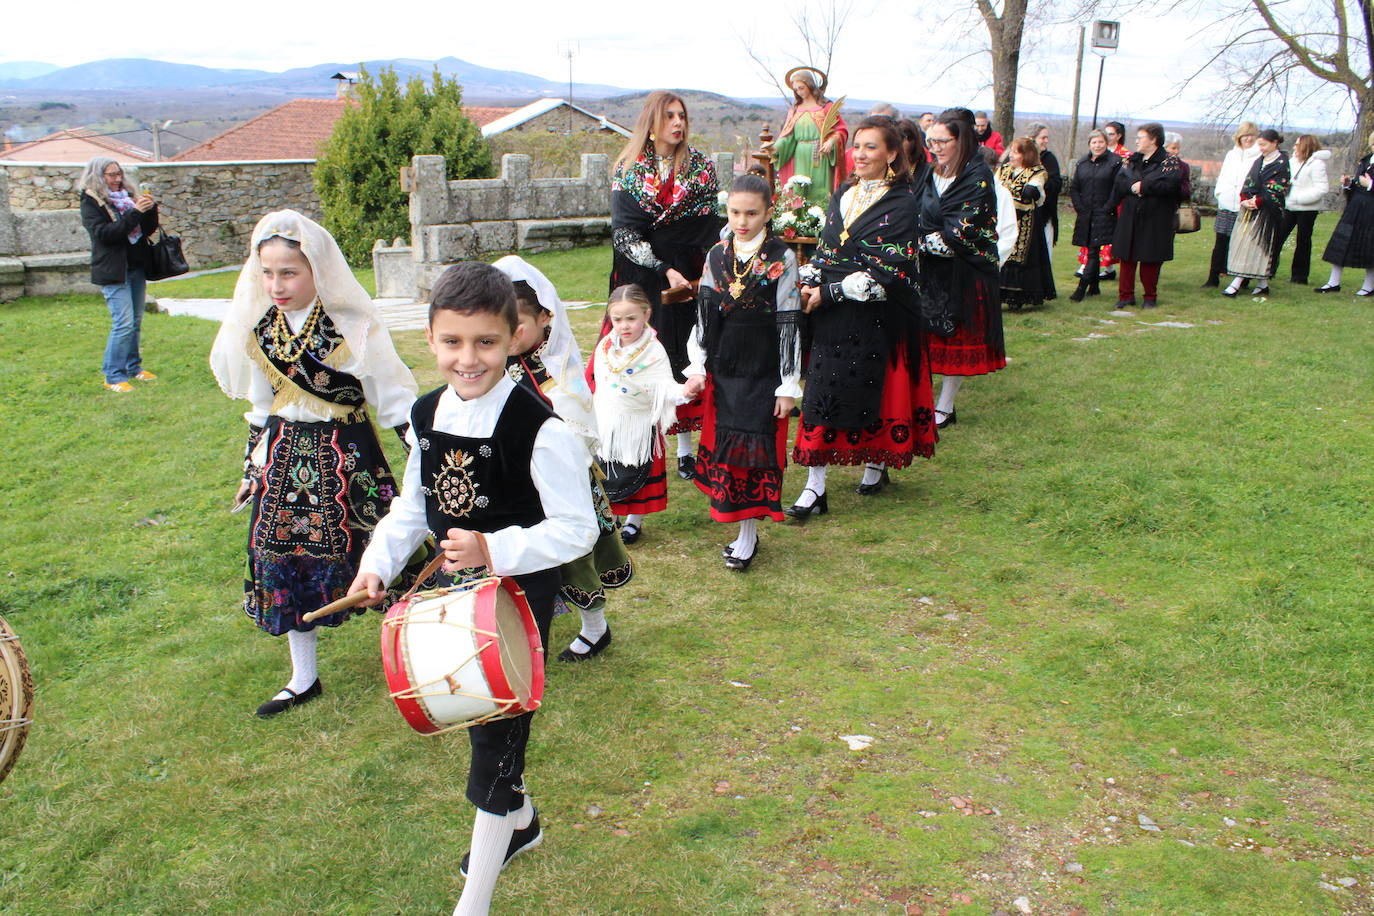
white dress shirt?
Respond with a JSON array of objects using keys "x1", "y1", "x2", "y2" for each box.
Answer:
[
  {"x1": 244, "y1": 305, "x2": 416, "y2": 428},
  {"x1": 358, "y1": 374, "x2": 597, "y2": 586}
]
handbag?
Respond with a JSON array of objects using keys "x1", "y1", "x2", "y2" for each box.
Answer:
[
  {"x1": 1175, "y1": 204, "x2": 1201, "y2": 234},
  {"x1": 601, "y1": 459, "x2": 653, "y2": 503},
  {"x1": 145, "y1": 228, "x2": 189, "y2": 281}
]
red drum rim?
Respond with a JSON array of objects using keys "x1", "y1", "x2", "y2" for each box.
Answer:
[{"x1": 480, "y1": 578, "x2": 544, "y2": 716}]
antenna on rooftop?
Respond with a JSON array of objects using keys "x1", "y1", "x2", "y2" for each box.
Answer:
[{"x1": 558, "y1": 40, "x2": 580, "y2": 134}]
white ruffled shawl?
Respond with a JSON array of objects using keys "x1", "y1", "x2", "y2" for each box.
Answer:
[
  {"x1": 491, "y1": 255, "x2": 598, "y2": 447},
  {"x1": 209, "y1": 210, "x2": 416, "y2": 417},
  {"x1": 592, "y1": 328, "x2": 681, "y2": 466}
]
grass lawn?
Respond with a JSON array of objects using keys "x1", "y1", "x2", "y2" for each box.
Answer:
[{"x1": 1, "y1": 223, "x2": 1372, "y2": 916}]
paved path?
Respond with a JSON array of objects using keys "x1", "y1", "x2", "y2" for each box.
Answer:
[{"x1": 156, "y1": 297, "x2": 602, "y2": 332}]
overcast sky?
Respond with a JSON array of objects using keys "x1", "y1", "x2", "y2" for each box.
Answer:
[{"x1": 6, "y1": 0, "x2": 1350, "y2": 130}]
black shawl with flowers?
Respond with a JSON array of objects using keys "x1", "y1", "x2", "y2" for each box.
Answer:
[
  {"x1": 802, "y1": 181, "x2": 924, "y2": 430},
  {"x1": 915, "y1": 161, "x2": 1000, "y2": 338},
  {"x1": 609, "y1": 146, "x2": 720, "y2": 376}
]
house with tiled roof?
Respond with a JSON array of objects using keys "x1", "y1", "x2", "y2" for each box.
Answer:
[
  {"x1": 172, "y1": 99, "x2": 520, "y2": 162},
  {"x1": 4, "y1": 128, "x2": 153, "y2": 163}
]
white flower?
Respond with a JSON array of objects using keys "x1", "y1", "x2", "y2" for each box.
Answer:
[
  {"x1": 807, "y1": 206, "x2": 826, "y2": 219},
  {"x1": 717, "y1": 190, "x2": 730, "y2": 204},
  {"x1": 775, "y1": 211, "x2": 796, "y2": 226},
  {"x1": 787, "y1": 175, "x2": 813, "y2": 187}
]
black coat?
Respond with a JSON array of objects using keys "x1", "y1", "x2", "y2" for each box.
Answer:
[
  {"x1": 1110, "y1": 148, "x2": 1183, "y2": 263},
  {"x1": 1070, "y1": 152, "x2": 1120, "y2": 248},
  {"x1": 1323, "y1": 153, "x2": 1374, "y2": 268},
  {"x1": 80, "y1": 190, "x2": 159, "y2": 285},
  {"x1": 1040, "y1": 150, "x2": 1063, "y2": 242}
]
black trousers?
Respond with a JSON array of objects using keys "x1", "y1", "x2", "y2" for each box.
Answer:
[
  {"x1": 462, "y1": 568, "x2": 560, "y2": 815},
  {"x1": 1277, "y1": 210, "x2": 1319, "y2": 283}
]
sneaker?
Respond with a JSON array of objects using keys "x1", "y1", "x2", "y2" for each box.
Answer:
[
  {"x1": 460, "y1": 809, "x2": 542, "y2": 877},
  {"x1": 104, "y1": 381, "x2": 134, "y2": 393},
  {"x1": 132, "y1": 370, "x2": 159, "y2": 381}
]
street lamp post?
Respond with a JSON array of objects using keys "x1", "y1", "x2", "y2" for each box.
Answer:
[{"x1": 1088, "y1": 20, "x2": 1120, "y2": 130}]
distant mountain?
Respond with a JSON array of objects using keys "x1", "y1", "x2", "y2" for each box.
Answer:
[
  {"x1": 0, "y1": 58, "x2": 271, "y2": 90},
  {"x1": 0, "y1": 55, "x2": 632, "y2": 100},
  {"x1": 0, "y1": 61, "x2": 59, "y2": 81}
]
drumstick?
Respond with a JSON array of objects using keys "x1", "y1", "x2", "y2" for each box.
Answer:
[{"x1": 302, "y1": 551, "x2": 453, "y2": 623}]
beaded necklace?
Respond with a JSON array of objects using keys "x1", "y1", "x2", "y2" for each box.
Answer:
[
  {"x1": 267, "y1": 299, "x2": 323, "y2": 363},
  {"x1": 725, "y1": 232, "x2": 766, "y2": 299},
  {"x1": 602, "y1": 329, "x2": 655, "y2": 376}
]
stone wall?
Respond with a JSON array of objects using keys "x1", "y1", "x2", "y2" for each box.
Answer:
[
  {"x1": 1, "y1": 159, "x2": 322, "y2": 273},
  {"x1": 397, "y1": 151, "x2": 734, "y2": 300}
]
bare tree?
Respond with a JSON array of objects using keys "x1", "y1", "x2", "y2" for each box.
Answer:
[
  {"x1": 976, "y1": 0, "x2": 1032, "y2": 141},
  {"x1": 739, "y1": 0, "x2": 856, "y2": 104},
  {"x1": 1182, "y1": 0, "x2": 1372, "y2": 148}
]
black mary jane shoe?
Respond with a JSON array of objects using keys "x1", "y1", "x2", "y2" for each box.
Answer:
[
  {"x1": 460, "y1": 809, "x2": 543, "y2": 876},
  {"x1": 784, "y1": 489, "x2": 828, "y2": 521},
  {"x1": 935, "y1": 409, "x2": 957, "y2": 429},
  {"x1": 855, "y1": 468, "x2": 890, "y2": 496},
  {"x1": 1357, "y1": 288, "x2": 1374, "y2": 297},
  {"x1": 1221, "y1": 286, "x2": 1240, "y2": 298},
  {"x1": 724, "y1": 541, "x2": 758, "y2": 572},
  {"x1": 1313, "y1": 284, "x2": 1341, "y2": 293},
  {"x1": 677, "y1": 456, "x2": 695, "y2": 481},
  {"x1": 557, "y1": 628, "x2": 612, "y2": 662},
  {"x1": 1251, "y1": 286, "x2": 1270, "y2": 298},
  {"x1": 620, "y1": 523, "x2": 641, "y2": 545},
  {"x1": 256, "y1": 678, "x2": 322, "y2": 718}
]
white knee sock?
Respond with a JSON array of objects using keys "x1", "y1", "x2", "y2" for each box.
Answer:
[
  {"x1": 676, "y1": 431, "x2": 693, "y2": 458},
  {"x1": 793, "y1": 466, "x2": 827, "y2": 508},
  {"x1": 861, "y1": 464, "x2": 885, "y2": 486},
  {"x1": 936, "y1": 375, "x2": 964, "y2": 416},
  {"x1": 575, "y1": 602, "x2": 608, "y2": 648},
  {"x1": 275, "y1": 628, "x2": 318, "y2": 699},
  {"x1": 1361, "y1": 269, "x2": 1374, "y2": 293},
  {"x1": 728, "y1": 519, "x2": 758, "y2": 557},
  {"x1": 1225, "y1": 276, "x2": 1243, "y2": 294},
  {"x1": 1328, "y1": 266, "x2": 1344, "y2": 287},
  {"x1": 453, "y1": 809, "x2": 517, "y2": 916},
  {"x1": 624, "y1": 513, "x2": 643, "y2": 529}
]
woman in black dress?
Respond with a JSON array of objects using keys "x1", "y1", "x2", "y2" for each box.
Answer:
[
  {"x1": 1109, "y1": 123, "x2": 1183, "y2": 310},
  {"x1": 1068, "y1": 130, "x2": 1120, "y2": 301},
  {"x1": 608, "y1": 90, "x2": 721, "y2": 476},
  {"x1": 1317, "y1": 130, "x2": 1374, "y2": 296}
]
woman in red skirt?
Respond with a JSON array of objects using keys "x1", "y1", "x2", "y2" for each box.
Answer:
[
  {"x1": 916, "y1": 108, "x2": 1005, "y2": 429},
  {"x1": 785, "y1": 117, "x2": 938, "y2": 520}
]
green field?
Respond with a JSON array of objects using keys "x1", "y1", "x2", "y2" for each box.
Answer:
[{"x1": 1, "y1": 221, "x2": 1372, "y2": 915}]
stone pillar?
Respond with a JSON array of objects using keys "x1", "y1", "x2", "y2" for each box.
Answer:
[
  {"x1": 503, "y1": 155, "x2": 532, "y2": 220},
  {"x1": 410, "y1": 155, "x2": 448, "y2": 263},
  {"x1": 0, "y1": 171, "x2": 18, "y2": 257}
]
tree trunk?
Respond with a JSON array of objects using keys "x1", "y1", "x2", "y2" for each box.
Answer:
[{"x1": 983, "y1": 0, "x2": 1028, "y2": 142}]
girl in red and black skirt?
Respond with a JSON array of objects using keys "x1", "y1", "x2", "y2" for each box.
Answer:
[
  {"x1": 684, "y1": 174, "x2": 801, "y2": 570},
  {"x1": 785, "y1": 117, "x2": 938, "y2": 519},
  {"x1": 918, "y1": 108, "x2": 1005, "y2": 429},
  {"x1": 591, "y1": 284, "x2": 685, "y2": 544}
]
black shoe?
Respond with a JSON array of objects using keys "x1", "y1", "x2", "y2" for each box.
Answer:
[
  {"x1": 1314, "y1": 284, "x2": 1341, "y2": 293},
  {"x1": 460, "y1": 809, "x2": 543, "y2": 877},
  {"x1": 1112, "y1": 299, "x2": 1137, "y2": 310},
  {"x1": 558, "y1": 628, "x2": 612, "y2": 662},
  {"x1": 1068, "y1": 284, "x2": 1087, "y2": 302},
  {"x1": 1357, "y1": 288, "x2": 1374, "y2": 297},
  {"x1": 620, "y1": 523, "x2": 641, "y2": 545},
  {"x1": 784, "y1": 489, "x2": 828, "y2": 521},
  {"x1": 1142, "y1": 298, "x2": 1158, "y2": 309},
  {"x1": 1074, "y1": 267, "x2": 1085, "y2": 278},
  {"x1": 677, "y1": 456, "x2": 695, "y2": 481},
  {"x1": 255, "y1": 678, "x2": 322, "y2": 718},
  {"x1": 855, "y1": 468, "x2": 890, "y2": 496},
  {"x1": 1251, "y1": 286, "x2": 1270, "y2": 298},
  {"x1": 935, "y1": 409, "x2": 957, "y2": 429},
  {"x1": 724, "y1": 540, "x2": 758, "y2": 571},
  {"x1": 1099, "y1": 268, "x2": 1117, "y2": 280},
  {"x1": 1222, "y1": 286, "x2": 1239, "y2": 297}
]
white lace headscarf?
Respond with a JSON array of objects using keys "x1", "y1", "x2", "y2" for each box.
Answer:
[
  {"x1": 492, "y1": 255, "x2": 598, "y2": 446},
  {"x1": 210, "y1": 210, "x2": 417, "y2": 405}
]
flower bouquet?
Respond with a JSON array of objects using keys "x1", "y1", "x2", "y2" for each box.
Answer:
[{"x1": 772, "y1": 176, "x2": 825, "y2": 243}]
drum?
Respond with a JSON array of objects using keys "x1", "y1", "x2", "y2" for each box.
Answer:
[
  {"x1": 0, "y1": 615, "x2": 33, "y2": 784},
  {"x1": 380, "y1": 577, "x2": 544, "y2": 735}
]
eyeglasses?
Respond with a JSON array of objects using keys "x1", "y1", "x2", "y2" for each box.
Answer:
[{"x1": 925, "y1": 137, "x2": 955, "y2": 148}]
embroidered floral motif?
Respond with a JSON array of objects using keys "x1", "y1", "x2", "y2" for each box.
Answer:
[{"x1": 432, "y1": 448, "x2": 480, "y2": 518}]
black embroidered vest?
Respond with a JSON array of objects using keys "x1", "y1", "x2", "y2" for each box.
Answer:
[
  {"x1": 699, "y1": 237, "x2": 797, "y2": 380},
  {"x1": 411, "y1": 384, "x2": 553, "y2": 540}
]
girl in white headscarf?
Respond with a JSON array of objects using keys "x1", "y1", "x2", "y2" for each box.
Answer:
[
  {"x1": 210, "y1": 210, "x2": 419, "y2": 718},
  {"x1": 495, "y1": 256, "x2": 632, "y2": 662}
]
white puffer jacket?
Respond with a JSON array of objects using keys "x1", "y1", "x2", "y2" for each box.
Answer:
[
  {"x1": 1214, "y1": 144, "x2": 1261, "y2": 212},
  {"x1": 1286, "y1": 149, "x2": 1331, "y2": 211}
]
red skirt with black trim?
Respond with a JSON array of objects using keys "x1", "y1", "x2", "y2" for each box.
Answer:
[
  {"x1": 666, "y1": 398, "x2": 704, "y2": 435},
  {"x1": 792, "y1": 347, "x2": 937, "y2": 469},
  {"x1": 693, "y1": 379, "x2": 789, "y2": 522},
  {"x1": 928, "y1": 299, "x2": 1007, "y2": 377},
  {"x1": 610, "y1": 449, "x2": 668, "y2": 516}
]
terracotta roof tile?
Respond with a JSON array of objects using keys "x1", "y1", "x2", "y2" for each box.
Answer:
[{"x1": 6, "y1": 127, "x2": 153, "y2": 161}]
